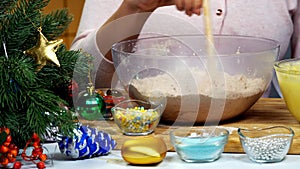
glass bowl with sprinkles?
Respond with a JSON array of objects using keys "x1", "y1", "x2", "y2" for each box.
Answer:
[
  {"x1": 111, "y1": 99, "x2": 165, "y2": 136},
  {"x1": 238, "y1": 126, "x2": 294, "y2": 163}
]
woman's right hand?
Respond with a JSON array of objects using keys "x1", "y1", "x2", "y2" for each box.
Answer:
[{"x1": 124, "y1": 0, "x2": 203, "y2": 16}]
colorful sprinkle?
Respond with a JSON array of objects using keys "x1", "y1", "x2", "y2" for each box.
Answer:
[{"x1": 113, "y1": 106, "x2": 160, "y2": 134}]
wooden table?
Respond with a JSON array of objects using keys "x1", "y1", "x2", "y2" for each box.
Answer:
[{"x1": 80, "y1": 98, "x2": 300, "y2": 154}]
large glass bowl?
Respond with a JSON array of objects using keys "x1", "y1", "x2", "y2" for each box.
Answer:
[
  {"x1": 111, "y1": 35, "x2": 279, "y2": 124},
  {"x1": 274, "y1": 58, "x2": 300, "y2": 122}
]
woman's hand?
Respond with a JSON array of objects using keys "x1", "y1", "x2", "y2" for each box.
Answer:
[
  {"x1": 124, "y1": 0, "x2": 203, "y2": 16},
  {"x1": 174, "y1": 0, "x2": 202, "y2": 16}
]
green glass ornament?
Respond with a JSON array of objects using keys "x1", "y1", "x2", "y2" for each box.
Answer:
[{"x1": 76, "y1": 83, "x2": 111, "y2": 120}]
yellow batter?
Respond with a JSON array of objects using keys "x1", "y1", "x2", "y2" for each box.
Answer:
[{"x1": 275, "y1": 59, "x2": 300, "y2": 121}]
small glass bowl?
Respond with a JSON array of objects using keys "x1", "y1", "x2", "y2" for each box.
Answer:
[
  {"x1": 111, "y1": 99, "x2": 165, "y2": 136},
  {"x1": 238, "y1": 126, "x2": 294, "y2": 163},
  {"x1": 170, "y1": 127, "x2": 229, "y2": 163}
]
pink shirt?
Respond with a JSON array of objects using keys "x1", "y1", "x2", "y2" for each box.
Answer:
[{"x1": 71, "y1": 0, "x2": 300, "y2": 96}]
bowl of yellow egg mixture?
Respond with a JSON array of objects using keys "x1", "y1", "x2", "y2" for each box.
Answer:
[
  {"x1": 274, "y1": 58, "x2": 300, "y2": 121},
  {"x1": 112, "y1": 35, "x2": 279, "y2": 123}
]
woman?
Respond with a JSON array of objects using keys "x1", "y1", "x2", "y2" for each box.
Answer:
[{"x1": 71, "y1": 0, "x2": 300, "y2": 97}]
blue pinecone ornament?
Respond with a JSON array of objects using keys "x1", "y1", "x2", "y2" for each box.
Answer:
[{"x1": 58, "y1": 125, "x2": 117, "y2": 159}]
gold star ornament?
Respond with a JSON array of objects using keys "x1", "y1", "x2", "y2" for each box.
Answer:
[{"x1": 24, "y1": 27, "x2": 63, "y2": 71}]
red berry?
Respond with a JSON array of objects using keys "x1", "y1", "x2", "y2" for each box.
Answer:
[
  {"x1": 3, "y1": 128, "x2": 10, "y2": 135},
  {"x1": 36, "y1": 161, "x2": 46, "y2": 169},
  {"x1": 9, "y1": 143, "x2": 18, "y2": 150},
  {"x1": 32, "y1": 147, "x2": 43, "y2": 157},
  {"x1": 39, "y1": 154, "x2": 47, "y2": 162},
  {"x1": 5, "y1": 135, "x2": 12, "y2": 143},
  {"x1": 13, "y1": 161, "x2": 22, "y2": 169},
  {"x1": 7, "y1": 152, "x2": 16, "y2": 162},
  {"x1": 0, "y1": 157, "x2": 9, "y2": 166},
  {"x1": 0, "y1": 145, "x2": 9, "y2": 153},
  {"x1": 32, "y1": 133, "x2": 40, "y2": 142},
  {"x1": 3, "y1": 141, "x2": 10, "y2": 147},
  {"x1": 33, "y1": 142, "x2": 40, "y2": 149},
  {"x1": 10, "y1": 149, "x2": 18, "y2": 157}
]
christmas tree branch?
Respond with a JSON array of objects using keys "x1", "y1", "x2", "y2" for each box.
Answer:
[{"x1": 0, "y1": 0, "x2": 90, "y2": 147}]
